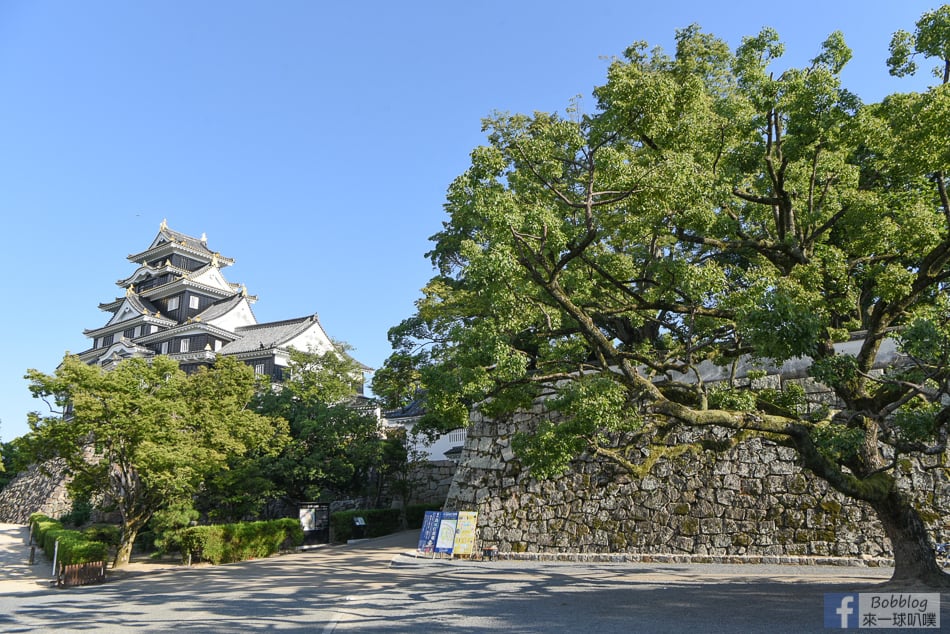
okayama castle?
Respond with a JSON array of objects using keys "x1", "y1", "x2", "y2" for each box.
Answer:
[{"x1": 79, "y1": 219, "x2": 367, "y2": 389}]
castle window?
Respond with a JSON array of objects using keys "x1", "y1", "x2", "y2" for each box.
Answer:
[
  {"x1": 180, "y1": 338, "x2": 190, "y2": 353},
  {"x1": 167, "y1": 296, "x2": 179, "y2": 311},
  {"x1": 189, "y1": 295, "x2": 200, "y2": 309},
  {"x1": 254, "y1": 363, "x2": 265, "y2": 375},
  {"x1": 160, "y1": 341, "x2": 168, "y2": 354}
]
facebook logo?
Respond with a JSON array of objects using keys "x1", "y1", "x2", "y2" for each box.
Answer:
[
  {"x1": 825, "y1": 593, "x2": 858, "y2": 628},
  {"x1": 824, "y1": 592, "x2": 940, "y2": 628}
]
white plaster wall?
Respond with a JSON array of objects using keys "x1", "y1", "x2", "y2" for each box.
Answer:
[{"x1": 208, "y1": 298, "x2": 258, "y2": 331}]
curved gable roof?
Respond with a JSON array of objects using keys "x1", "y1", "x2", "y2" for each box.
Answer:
[
  {"x1": 127, "y1": 220, "x2": 235, "y2": 268},
  {"x1": 199, "y1": 293, "x2": 258, "y2": 330},
  {"x1": 220, "y1": 315, "x2": 321, "y2": 355},
  {"x1": 87, "y1": 293, "x2": 166, "y2": 335},
  {"x1": 185, "y1": 263, "x2": 239, "y2": 293}
]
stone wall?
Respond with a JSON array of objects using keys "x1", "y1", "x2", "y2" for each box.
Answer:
[
  {"x1": 0, "y1": 460, "x2": 73, "y2": 524},
  {"x1": 407, "y1": 460, "x2": 457, "y2": 506},
  {"x1": 444, "y1": 405, "x2": 950, "y2": 561}
]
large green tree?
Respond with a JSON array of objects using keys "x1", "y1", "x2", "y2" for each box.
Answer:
[
  {"x1": 25, "y1": 355, "x2": 288, "y2": 566},
  {"x1": 383, "y1": 9, "x2": 950, "y2": 585},
  {"x1": 255, "y1": 347, "x2": 384, "y2": 503}
]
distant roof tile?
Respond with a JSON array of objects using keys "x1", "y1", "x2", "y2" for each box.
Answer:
[
  {"x1": 218, "y1": 315, "x2": 317, "y2": 355},
  {"x1": 384, "y1": 399, "x2": 426, "y2": 419}
]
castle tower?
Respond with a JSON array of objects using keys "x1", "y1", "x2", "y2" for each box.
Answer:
[{"x1": 77, "y1": 220, "x2": 357, "y2": 385}]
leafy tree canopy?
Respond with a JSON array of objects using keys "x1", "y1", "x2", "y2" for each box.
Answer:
[
  {"x1": 254, "y1": 347, "x2": 383, "y2": 503},
  {"x1": 24, "y1": 355, "x2": 288, "y2": 566},
  {"x1": 0, "y1": 436, "x2": 31, "y2": 490},
  {"x1": 381, "y1": 8, "x2": 950, "y2": 585}
]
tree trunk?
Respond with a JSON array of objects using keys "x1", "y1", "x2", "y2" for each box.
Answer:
[
  {"x1": 869, "y1": 489, "x2": 950, "y2": 587},
  {"x1": 114, "y1": 531, "x2": 136, "y2": 568},
  {"x1": 113, "y1": 519, "x2": 146, "y2": 568}
]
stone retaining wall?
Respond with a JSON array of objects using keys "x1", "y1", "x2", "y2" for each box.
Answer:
[
  {"x1": 407, "y1": 460, "x2": 456, "y2": 506},
  {"x1": 0, "y1": 460, "x2": 72, "y2": 524},
  {"x1": 445, "y1": 405, "x2": 950, "y2": 559}
]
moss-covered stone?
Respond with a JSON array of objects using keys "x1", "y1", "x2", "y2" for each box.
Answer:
[
  {"x1": 819, "y1": 500, "x2": 842, "y2": 515},
  {"x1": 610, "y1": 534, "x2": 629, "y2": 550},
  {"x1": 788, "y1": 474, "x2": 809, "y2": 495},
  {"x1": 816, "y1": 529, "x2": 837, "y2": 542},
  {"x1": 917, "y1": 508, "x2": 942, "y2": 524},
  {"x1": 784, "y1": 510, "x2": 804, "y2": 529},
  {"x1": 680, "y1": 517, "x2": 700, "y2": 536}
]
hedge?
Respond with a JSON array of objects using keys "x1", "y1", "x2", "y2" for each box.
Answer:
[
  {"x1": 179, "y1": 518, "x2": 304, "y2": 565},
  {"x1": 330, "y1": 504, "x2": 442, "y2": 543},
  {"x1": 29, "y1": 513, "x2": 110, "y2": 566}
]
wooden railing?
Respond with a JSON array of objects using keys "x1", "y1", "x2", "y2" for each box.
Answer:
[{"x1": 57, "y1": 561, "x2": 107, "y2": 587}]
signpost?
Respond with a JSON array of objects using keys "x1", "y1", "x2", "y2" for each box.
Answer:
[
  {"x1": 453, "y1": 512, "x2": 478, "y2": 557},
  {"x1": 434, "y1": 511, "x2": 459, "y2": 555},
  {"x1": 417, "y1": 511, "x2": 441, "y2": 555},
  {"x1": 417, "y1": 510, "x2": 479, "y2": 559},
  {"x1": 298, "y1": 503, "x2": 330, "y2": 545}
]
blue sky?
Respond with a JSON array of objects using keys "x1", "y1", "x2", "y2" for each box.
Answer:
[{"x1": 0, "y1": 1, "x2": 938, "y2": 441}]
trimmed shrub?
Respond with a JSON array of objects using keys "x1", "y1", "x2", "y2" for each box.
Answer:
[
  {"x1": 180, "y1": 525, "x2": 225, "y2": 565},
  {"x1": 179, "y1": 518, "x2": 304, "y2": 565},
  {"x1": 52, "y1": 532, "x2": 109, "y2": 566},
  {"x1": 29, "y1": 513, "x2": 109, "y2": 566}
]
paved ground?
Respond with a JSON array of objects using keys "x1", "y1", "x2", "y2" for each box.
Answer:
[
  {"x1": 0, "y1": 522, "x2": 945, "y2": 632},
  {"x1": 0, "y1": 523, "x2": 55, "y2": 591}
]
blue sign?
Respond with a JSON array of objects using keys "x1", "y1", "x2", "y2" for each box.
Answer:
[{"x1": 417, "y1": 511, "x2": 441, "y2": 554}]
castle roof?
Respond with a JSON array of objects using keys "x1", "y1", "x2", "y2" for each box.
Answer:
[
  {"x1": 126, "y1": 219, "x2": 235, "y2": 268},
  {"x1": 194, "y1": 293, "x2": 254, "y2": 323},
  {"x1": 220, "y1": 314, "x2": 327, "y2": 355}
]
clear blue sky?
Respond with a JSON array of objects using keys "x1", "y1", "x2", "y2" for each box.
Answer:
[{"x1": 0, "y1": 1, "x2": 937, "y2": 441}]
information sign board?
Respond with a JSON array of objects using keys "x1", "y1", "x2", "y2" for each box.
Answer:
[
  {"x1": 453, "y1": 511, "x2": 478, "y2": 556},
  {"x1": 434, "y1": 511, "x2": 459, "y2": 554},
  {"x1": 417, "y1": 511, "x2": 441, "y2": 554}
]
